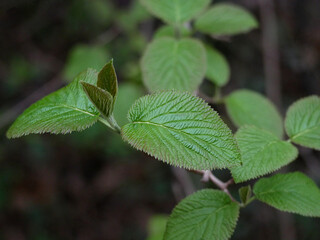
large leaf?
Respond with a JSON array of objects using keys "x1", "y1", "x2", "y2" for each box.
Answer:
[
  {"x1": 140, "y1": 0, "x2": 210, "y2": 25},
  {"x1": 225, "y1": 89, "x2": 283, "y2": 138},
  {"x1": 164, "y1": 189, "x2": 239, "y2": 240},
  {"x1": 195, "y1": 3, "x2": 258, "y2": 36},
  {"x1": 7, "y1": 69, "x2": 100, "y2": 138},
  {"x1": 205, "y1": 45, "x2": 230, "y2": 87},
  {"x1": 97, "y1": 60, "x2": 118, "y2": 98},
  {"x1": 121, "y1": 90, "x2": 241, "y2": 170},
  {"x1": 141, "y1": 37, "x2": 206, "y2": 93},
  {"x1": 231, "y1": 126, "x2": 298, "y2": 183},
  {"x1": 254, "y1": 172, "x2": 320, "y2": 217},
  {"x1": 285, "y1": 95, "x2": 320, "y2": 150}
]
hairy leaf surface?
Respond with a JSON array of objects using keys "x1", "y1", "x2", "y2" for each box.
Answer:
[
  {"x1": 141, "y1": 37, "x2": 206, "y2": 93},
  {"x1": 231, "y1": 126, "x2": 298, "y2": 183},
  {"x1": 254, "y1": 172, "x2": 320, "y2": 217},
  {"x1": 164, "y1": 189, "x2": 239, "y2": 240},
  {"x1": 122, "y1": 91, "x2": 241, "y2": 170},
  {"x1": 225, "y1": 89, "x2": 283, "y2": 138},
  {"x1": 285, "y1": 95, "x2": 320, "y2": 150},
  {"x1": 140, "y1": 0, "x2": 210, "y2": 24},
  {"x1": 195, "y1": 3, "x2": 258, "y2": 35},
  {"x1": 7, "y1": 69, "x2": 100, "y2": 138}
]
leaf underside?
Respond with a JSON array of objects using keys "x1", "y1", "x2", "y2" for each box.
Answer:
[{"x1": 121, "y1": 90, "x2": 241, "y2": 170}]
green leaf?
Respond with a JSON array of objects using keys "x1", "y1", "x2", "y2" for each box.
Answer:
[
  {"x1": 147, "y1": 215, "x2": 168, "y2": 240},
  {"x1": 239, "y1": 185, "x2": 252, "y2": 206},
  {"x1": 231, "y1": 126, "x2": 298, "y2": 183},
  {"x1": 253, "y1": 172, "x2": 320, "y2": 217},
  {"x1": 140, "y1": 0, "x2": 210, "y2": 25},
  {"x1": 63, "y1": 44, "x2": 109, "y2": 82},
  {"x1": 141, "y1": 37, "x2": 206, "y2": 93},
  {"x1": 285, "y1": 95, "x2": 320, "y2": 150},
  {"x1": 81, "y1": 82, "x2": 113, "y2": 118},
  {"x1": 195, "y1": 3, "x2": 258, "y2": 36},
  {"x1": 113, "y1": 83, "x2": 144, "y2": 127},
  {"x1": 7, "y1": 69, "x2": 100, "y2": 138},
  {"x1": 205, "y1": 45, "x2": 230, "y2": 87},
  {"x1": 97, "y1": 60, "x2": 118, "y2": 98},
  {"x1": 154, "y1": 25, "x2": 191, "y2": 39},
  {"x1": 225, "y1": 89, "x2": 283, "y2": 138},
  {"x1": 122, "y1": 90, "x2": 241, "y2": 170},
  {"x1": 164, "y1": 189, "x2": 239, "y2": 240}
]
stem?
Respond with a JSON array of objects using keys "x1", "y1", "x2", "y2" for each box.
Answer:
[{"x1": 98, "y1": 115, "x2": 121, "y2": 134}]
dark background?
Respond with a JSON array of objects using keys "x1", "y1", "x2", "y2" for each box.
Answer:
[{"x1": 0, "y1": 0, "x2": 320, "y2": 239}]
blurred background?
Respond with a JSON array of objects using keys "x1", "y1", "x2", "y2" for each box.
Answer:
[{"x1": 0, "y1": 0, "x2": 320, "y2": 239}]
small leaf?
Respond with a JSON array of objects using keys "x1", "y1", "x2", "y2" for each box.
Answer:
[
  {"x1": 164, "y1": 189, "x2": 239, "y2": 240},
  {"x1": 97, "y1": 60, "x2": 118, "y2": 98},
  {"x1": 140, "y1": 0, "x2": 210, "y2": 25},
  {"x1": 141, "y1": 37, "x2": 206, "y2": 93},
  {"x1": 81, "y1": 82, "x2": 114, "y2": 118},
  {"x1": 7, "y1": 69, "x2": 100, "y2": 138},
  {"x1": 285, "y1": 95, "x2": 320, "y2": 150},
  {"x1": 253, "y1": 172, "x2": 320, "y2": 217},
  {"x1": 239, "y1": 185, "x2": 252, "y2": 206},
  {"x1": 122, "y1": 90, "x2": 241, "y2": 170},
  {"x1": 154, "y1": 25, "x2": 191, "y2": 39},
  {"x1": 225, "y1": 89, "x2": 283, "y2": 138},
  {"x1": 231, "y1": 126, "x2": 298, "y2": 183},
  {"x1": 205, "y1": 45, "x2": 230, "y2": 87},
  {"x1": 195, "y1": 3, "x2": 258, "y2": 36},
  {"x1": 147, "y1": 215, "x2": 168, "y2": 240}
]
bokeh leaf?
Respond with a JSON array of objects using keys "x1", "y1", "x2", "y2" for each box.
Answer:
[
  {"x1": 141, "y1": 37, "x2": 206, "y2": 93},
  {"x1": 231, "y1": 126, "x2": 298, "y2": 183},
  {"x1": 122, "y1": 90, "x2": 241, "y2": 170},
  {"x1": 254, "y1": 172, "x2": 320, "y2": 217},
  {"x1": 147, "y1": 215, "x2": 168, "y2": 240},
  {"x1": 154, "y1": 25, "x2": 191, "y2": 39},
  {"x1": 285, "y1": 95, "x2": 320, "y2": 150},
  {"x1": 164, "y1": 189, "x2": 239, "y2": 240}
]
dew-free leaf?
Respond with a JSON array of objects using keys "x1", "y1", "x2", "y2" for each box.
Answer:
[{"x1": 97, "y1": 60, "x2": 118, "y2": 99}]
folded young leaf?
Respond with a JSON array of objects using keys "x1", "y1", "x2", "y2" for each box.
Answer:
[
  {"x1": 285, "y1": 95, "x2": 320, "y2": 150},
  {"x1": 7, "y1": 69, "x2": 100, "y2": 138},
  {"x1": 81, "y1": 82, "x2": 114, "y2": 118},
  {"x1": 97, "y1": 60, "x2": 118, "y2": 99},
  {"x1": 231, "y1": 126, "x2": 298, "y2": 183},
  {"x1": 195, "y1": 3, "x2": 258, "y2": 36},
  {"x1": 164, "y1": 189, "x2": 239, "y2": 240},
  {"x1": 205, "y1": 45, "x2": 230, "y2": 87},
  {"x1": 225, "y1": 89, "x2": 283, "y2": 139},
  {"x1": 122, "y1": 90, "x2": 241, "y2": 170},
  {"x1": 140, "y1": 0, "x2": 210, "y2": 25},
  {"x1": 239, "y1": 185, "x2": 252, "y2": 206},
  {"x1": 253, "y1": 172, "x2": 320, "y2": 217},
  {"x1": 141, "y1": 37, "x2": 206, "y2": 93}
]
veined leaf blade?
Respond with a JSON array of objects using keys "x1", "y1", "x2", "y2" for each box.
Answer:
[{"x1": 97, "y1": 59, "x2": 118, "y2": 98}]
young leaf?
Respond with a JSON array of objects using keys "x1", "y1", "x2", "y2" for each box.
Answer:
[
  {"x1": 154, "y1": 25, "x2": 191, "y2": 39},
  {"x1": 141, "y1": 37, "x2": 206, "y2": 93},
  {"x1": 147, "y1": 215, "x2": 168, "y2": 240},
  {"x1": 285, "y1": 95, "x2": 320, "y2": 150},
  {"x1": 231, "y1": 126, "x2": 298, "y2": 183},
  {"x1": 253, "y1": 172, "x2": 320, "y2": 217},
  {"x1": 164, "y1": 189, "x2": 240, "y2": 240},
  {"x1": 140, "y1": 0, "x2": 210, "y2": 25},
  {"x1": 97, "y1": 60, "x2": 118, "y2": 99},
  {"x1": 225, "y1": 89, "x2": 283, "y2": 139},
  {"x1": 195, "y1": 3, "x2": 258, "y2": 36},
  {"x1": 205, "y1": 45, "x2": 230, "y2": 87},
  {"x1": 121, "y1": 90, "x2": 241, "y2": 170},
  {"x1": 7, "y1": 69, "x2": 100, "y2": 138},
  {"x1": 81, "y1": 82, "x2": 114, "y2": 118},
  {"x1": 239, "y1": 185, "x2": 252, "y2": 206}
]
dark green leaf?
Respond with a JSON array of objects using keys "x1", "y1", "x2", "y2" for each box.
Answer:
[
  {"x1": 97, "y1": 60, "x2": 118, "y2": 98},
  {"x1": 239, "y1": 185, "x2": 252, "y2": 206}
]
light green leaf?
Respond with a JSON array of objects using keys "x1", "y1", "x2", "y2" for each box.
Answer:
[
  {"x1": 225, "y1": 89, "x2": 283, "y2": 138},
  {"x1": 164, "y1": 189, "x2": 239, "y2": 240},
  {"x1": 231, "y1": 126, "x2": 298, "y2": 183},
  {"x1": 147, "y1": 215, "x2": 168, "y2": 240},
  {"x1": 195, "y1": 3, "x2": 258, "y2": 36},
  {"x1": 253, "y1": 172, "x2": 320, "y2": 217},
  {"x1": 140, "y1": 0, "x2": 210, "y2": 25},
  {"x1": 7, "y1": 69, "x2": 100, "y2": 138},
  {"x1": 81, "y1": 82, "x2": 113, "y2": 118},
  {"x1": 63, "y1": 44, "x2": 109, "y2": 82},
  {"x1": 205, "y1": 45, "x2": 230, "y2": 87},
  {"x1": 113, "y1": 83, "x2": 144, "y2": 127},
  {"x1": 285, "y1": 95, "x2": 320, "y2": 150},
  {"x1": 97, "y1": 60, "x2": 118, "y2": 98},
  {"x1": 239, "y1": 185, "x2": 252, "y2": 206},
  {"x1": 154, "y1": 25, "x2": 191, "y2": 39},
  {"x1": 141, "y1": 37, "x2": 206, "y2": 93},
  {"x1": 122, "y1": 90, "x2": 241, "y2": 170}
]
